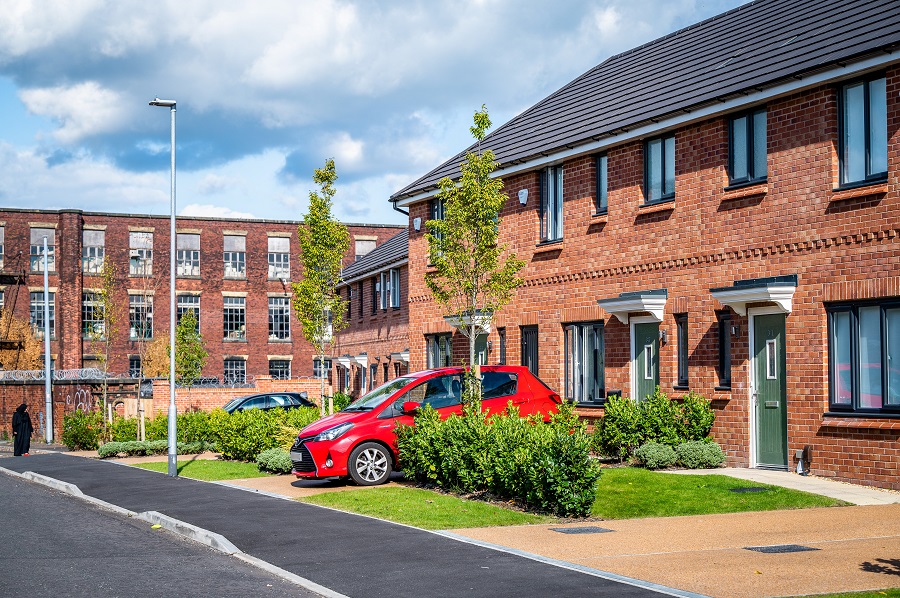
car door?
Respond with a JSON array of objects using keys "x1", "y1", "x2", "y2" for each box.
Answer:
[{"x1": 480, "y1": 370, "x2": 523, "y2": 415}]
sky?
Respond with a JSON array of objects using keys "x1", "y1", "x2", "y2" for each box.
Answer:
[{"x1": 0, "y1": 0, "x2": 746, "y2": 226}]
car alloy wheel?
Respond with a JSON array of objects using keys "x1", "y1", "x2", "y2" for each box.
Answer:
[{"x1": 348, "y1": 442, "x2": 392, "y2": 486}]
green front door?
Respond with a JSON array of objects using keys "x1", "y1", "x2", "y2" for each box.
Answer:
[
  {"x1": 634, "y1": 322, "x2": 659, "y2": 401},
  {"x1": 754, "y1": 313, "x2": 787, "y2": 469}
]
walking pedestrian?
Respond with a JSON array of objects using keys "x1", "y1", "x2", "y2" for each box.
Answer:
[{"x1": 12, "y1": 403, "x2": 33, "y2": 456}]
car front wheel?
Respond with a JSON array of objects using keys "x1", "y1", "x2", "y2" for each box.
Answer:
[{"x1": 348, "y1": 442, "x2": 392, "y2": 486}]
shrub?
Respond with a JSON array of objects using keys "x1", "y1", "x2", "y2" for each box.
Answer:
[
  {"x1": 109, "y1": 416, "x2": 138, "y2": 442},
  {"x1": 256, "y1": 448, "x2": 293, "y2": 474},
  {"x1": 595, "y1": 389, "x2": 718, "y2": 459},
  {"x1": 594, "y1": 394, "x2": 642, "y2": 458},
  {"x1": 634, "y1": 442, "x2": 677, "y2": 470},
  {"x1": 144, "y1": 414, "x2": 169, "y2": 441},
  {"x1": 331, "y1": 393, "x2": 352, "y2": 411},
  {"x1": 277, "y1": 407, "x2": 321, "y2": 450},
  {"x1": 177, "y1": 410, "x2": 215, "y2": 443},
  {"x1": 397, "y1": 401, "x2": 601, "y2": 517},
  {"x1": 62, "y1": 410, "x2": 104, "y2": 450},
  {"x1": 97, "y1": 439, "x2": 214, "y2": 458},
  {"x1": 675, "y1": 440, "x2": 726, "y2": 469},
  {"x1": 679, "y1": 391, "x2": 716, "y2": 441},
  {"x1": 215, "y1": 408, "x2": 285, "y2": 461}
]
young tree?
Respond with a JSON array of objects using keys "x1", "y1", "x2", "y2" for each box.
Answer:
[
  {"x1": 0, "y1": 310, "x2": 42, "y2": 370},
  {"x1": 142, "y1": 336, "x2": 169, "y2": 379},
  {"x1": 292, "y1": 158, "x2": 350, "y2": 416},
  {"x1": 173, "y1": 310, "x2": 207, "y2": 389},
  {"x1": 425, "y1": 105, "x2": 525, "y2": 391},
  {"x1": 86, "y1": 257, "x2": 121, "y2": 428}
]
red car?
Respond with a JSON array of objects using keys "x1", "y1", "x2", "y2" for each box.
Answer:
[{"x1": 291, "y1": 365, "x2": 562, "y2": 485}]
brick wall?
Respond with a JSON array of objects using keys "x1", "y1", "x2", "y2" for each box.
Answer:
[
  {"x1": 405, "y1": 67, "x2": 900, "y2": 489},
  {"x1": 151, "y1": 375, "x2": 332, "y2": 413},
  {"x1": 0, "y1": 209, "x2": 402, "y2": 382}
]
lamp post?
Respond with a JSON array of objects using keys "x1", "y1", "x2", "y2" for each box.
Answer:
[
  {"x1": 149, "y1": 97, "x2": 178, "y2": 477},
  {"x1": 43, "y1": 236, "x2": 52, "y2": 443}
]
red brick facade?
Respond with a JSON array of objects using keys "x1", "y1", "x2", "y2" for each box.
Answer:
[
  {"x1": 404, "y1": 67, "x2": 900, "y2": 489},
  {"x1": 0, "y1": 209, "x2": 402, "y2": 386}
]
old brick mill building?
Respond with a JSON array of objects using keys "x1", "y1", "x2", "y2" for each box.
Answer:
[
  {"x1": 389, "y1": 0, "x2": 900, "y2": 489},
  {"x1": 0, "y1": 208, "x2": 401, "y2": 385}
]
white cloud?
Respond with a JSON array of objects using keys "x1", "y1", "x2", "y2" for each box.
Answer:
[
  {"x1": 179, "y1": 203, "x2": 256, "y2": 219},
  {"x1": 197, "y1": 174, "x2": 233, "y2": 195},
  {"x1": 325, "y1": 132, "x2": 365, "y2": 168},
  {"x1": 19, "y1": 81, "x2": 125, "y2": 143}
]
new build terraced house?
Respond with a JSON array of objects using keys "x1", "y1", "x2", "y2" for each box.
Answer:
[{"x1": 389, "y1": 0, "x2": 900, "y2": 489}]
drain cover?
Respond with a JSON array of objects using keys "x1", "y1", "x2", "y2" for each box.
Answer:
[
  {"x1": 729, "y1": 487, "x2": 770, "y2": 493},
  {"x1": 744, "y1": 544, "x2": 820, "y2": 554},
  {"x1": 550, "y1": 527, "x2": 614, "y2": 534}
]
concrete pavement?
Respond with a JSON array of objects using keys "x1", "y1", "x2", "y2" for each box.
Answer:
[{"x1": 4, "y1": 445, "x2": 900, "y2": 597}]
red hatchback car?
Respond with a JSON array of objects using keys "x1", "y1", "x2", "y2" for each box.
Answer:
[{"x1": 291, "y1": 365, "x2": 561, "y2": 485}]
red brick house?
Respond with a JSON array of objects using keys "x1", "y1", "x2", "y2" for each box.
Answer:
[
  {"x1": 0, "y1": 208, "x2": 402, "y2": 385},
  {"x1": 390, "y1": 0, "x2": 900, "y2": 488},
  {"x1": 332, "y1": 229, "x2": 409, "y2": 398}
]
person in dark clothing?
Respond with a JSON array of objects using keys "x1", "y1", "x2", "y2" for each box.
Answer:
[{"x1": 12, "y1": 403, "x2": 33, "y2": 456}]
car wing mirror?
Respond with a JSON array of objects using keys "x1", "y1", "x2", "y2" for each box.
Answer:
[{"x1": 402, "y1": 401, "x2": 421, "y2": 415}]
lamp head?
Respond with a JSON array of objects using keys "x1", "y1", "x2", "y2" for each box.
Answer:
[{"x1": 149, "y1": 98, "x2": 176, "y2": 108}]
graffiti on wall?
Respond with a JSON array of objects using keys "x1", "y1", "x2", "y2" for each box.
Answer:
[{"x1": 65, "y1": 386, "x2": 95, "y2": 413}]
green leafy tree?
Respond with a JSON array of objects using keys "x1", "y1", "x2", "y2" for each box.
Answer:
[
  {"x1": 171, "y1": 310, "x2": 207, "y2": 389},
  {"x1": 292, "y1": 158, "x2": 350, "y2": 416},
  {"x1": 425, "y1": 105, "x2": 525, "y2": 395},
  {"x1": 86, "y1": 257, "x2": 121, "y2": 432}
]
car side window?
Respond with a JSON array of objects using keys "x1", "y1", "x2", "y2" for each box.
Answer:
[
  {"x1": 270, "y1": 395, "x2": 289, "y2": 407},
  {"x1": 420, "y1": 374, "x2": 462, "y2": 409},
  {"x1": 482, "y1": 372, "x2": 517, "y2": 400},
  {"x1": 240, "y1": 396, "x2": 268, "y2": 411}
]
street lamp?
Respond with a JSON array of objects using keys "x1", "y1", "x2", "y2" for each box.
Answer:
[{"x1": 149, "y1": 97, "x2": 178, "y2": 478}]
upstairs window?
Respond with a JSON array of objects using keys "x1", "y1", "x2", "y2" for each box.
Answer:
[
  {"x1": 176, "y1": 294, "x2": 200, "y2": 331},
  {"x1": 129, "y1": 294, "x2": 153, "y2": 340},
  {"x1": 379, "y1": 271, "x2": 391, "y2": 310},
  {"x1": 223, "y1": 296, "x2": 245, "y2": 341},
  {"x1": 30, "y1": 228, "x2": 56, "y2": 272},
  {"x1": 176, "y1": 233, "x2": 200, "y2": 276},
  {"x1": 540, "y1": 165, "x2": 563, "y2": 242},
  {"x1": 0, "y1": 225, "x2": 5, "y2": 270},
  {"x1": 30, "y1": 291, "x2": 55, "y2": 339},
  {"x1": 268, "y1": 236, "x2": 290, "y2": 280},
  {"x1": 841, "y1": 76, "x2": 887, "y2": 186},
  {"x1": 82, "y1": 230, "x2": 106, "y2": 274},
  {"x1": 390, "y1": 268, "x2": 400, "y2": 308},
  {"x1": 129, "y1": 232, "x2": 153, "y2": 276},
  {"x1": 82, "y1": 292, "x2": 104, "y2": 338},
  {"x1": 355, "y1": 238, "x2": 376, "y2": 261},
  {"x1": 268, "y1": 296, "x2": 290, "y2": 340},
  {"x1": 223, "y1": 235, "x2": 246, "y2": 279},
  {"x1": 729, "y1": 109, "x2": 767, "y2": 185},
  {"x1": 595, "y1": 154, "x2": 608, "y2": 214},
  {"x1": 644, "y1": 135, "x2": 675, "y2": 203}
]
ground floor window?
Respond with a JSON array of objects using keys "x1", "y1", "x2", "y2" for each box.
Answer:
[
  {"x1": 828, "y1": 300, "x2": 900, "y2": 413},
  {"x1": 224, "y1": 358, "x2": 246, "y2": 384},
  {"x1": 269, "y1": 359, "x2": 290, "y2": 380},
  {"x1": 427, "y1": 334, "x2": 452, "y2": 368},
  {"x1": 564, "y1": 322, "x2": 605, "y2": 403},
  {"x1": 313, "y1": 358, "x2": 332, "y2": 379},
  {"x1": 129, "y1": 356, "x2": 141, "y2": 378}
]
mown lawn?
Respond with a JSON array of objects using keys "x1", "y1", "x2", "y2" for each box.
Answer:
[
  {"x1": 299, "y1": 486, "x2": 552, "y2": 530},
  {"x1": 791, "y1": 590, "x2": 900, "y2": 598},
  {"x1": 133, "y1": 459, "x2": 272, "y2": 481},
  {"x1": 592, "y1": 467, "x2": 848, "y2": 519}
]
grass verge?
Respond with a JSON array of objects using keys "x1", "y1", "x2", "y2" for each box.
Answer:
[
  {"x1": 133, "y1": 459, "x2": 272, "y2": 481},
  {"x1": 299, "y1": 486, "x2": 552, "y2": 530},
  {"x1": 791, "y1": 591, "x2": 900, "y2": 598},
  {"x1": 593, "y1": 468, "x2": 848, "y2": 519}
]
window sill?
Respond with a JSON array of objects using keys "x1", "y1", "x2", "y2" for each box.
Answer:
[
  {"x1": 533, "y1": 240, "x2": 563, "y2": 255},
  {"x1": 638, "y1": 200, "x2": 675, "y2": 215},
  {"x1": 574, "y1": 401, "x2": 606, "y2": 409},
  {"x1": 821, "y1": 413, "x2": 900, "y2": 429},
  {"x1": 714, "y1": 385, "x2": 732, "y2": 392},
  {"x1": 224, "y1": 338, "x2": 247, "y2": 343},
  {"x1": 591, "y1": 211, "x2": 608, "y2": 223},
  {"x1": 224, "y1": 277, "x2": 247, "y2": 281},
  {"x1": 672, "y1": 385, "x2": 690, "y2": 392},
  {"x1": 722, "y1": 182, "x2": 767, "y2": 201},
  {"x1": 829, "y1": 182, "x2": 888, "y2": 203},
  {"x1": 267, "y1": 338, "x2": 292, "y2": 343},
  {"x1": 177, "y1": 275, "x2": 201, "y2": 280}
]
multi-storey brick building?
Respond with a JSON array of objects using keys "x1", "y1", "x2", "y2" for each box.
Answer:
[
  {"x1": 390, "y1": 0, "x2": 900, "y2": 488},
  {"x1": 0, "y1": 208, "x2": 402, "y2": 387},
  {"x1": 332, "y1": 229, "x2": 409, "y2": 398}
]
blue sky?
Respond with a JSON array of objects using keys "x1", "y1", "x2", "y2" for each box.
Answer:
[{"x1": 0, "y1": 0, "x2": 744, "y2": 225}]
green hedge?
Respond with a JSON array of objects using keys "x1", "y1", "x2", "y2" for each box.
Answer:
[
  {"x1": 595, "y1": 389, "x2": 716, "y2": 459},
  {"x1": 397, "y1": 401, "x2": 601, "y2": 517},
  {"x1": 98, "y1": 440, "x2": 216, "y2": 458}
]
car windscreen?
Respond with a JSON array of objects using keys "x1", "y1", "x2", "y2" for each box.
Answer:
[
  {"x1": 222, "y1": 396, "x2": 247, "y2": 411},
  {"x1": 343, "y1": 377, "x2": 414, "y2": 411}
]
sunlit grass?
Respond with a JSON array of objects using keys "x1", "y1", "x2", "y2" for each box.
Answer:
[{"x1": 133, "y1": 459, "x2": 272, "y2": 481}]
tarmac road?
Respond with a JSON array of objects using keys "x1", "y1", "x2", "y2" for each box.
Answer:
[{"x1": 0, "y1": 472, "x2": 316, "y2": 598}]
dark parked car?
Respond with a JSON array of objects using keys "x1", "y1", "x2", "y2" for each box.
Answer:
[{"x1": 223, "y1": 392, "x2": 315, "y2": 414}]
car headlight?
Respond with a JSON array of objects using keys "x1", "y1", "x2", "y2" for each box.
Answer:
[{"x1": 312, "y1": 422, "x2": 353, "y2": 442}]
